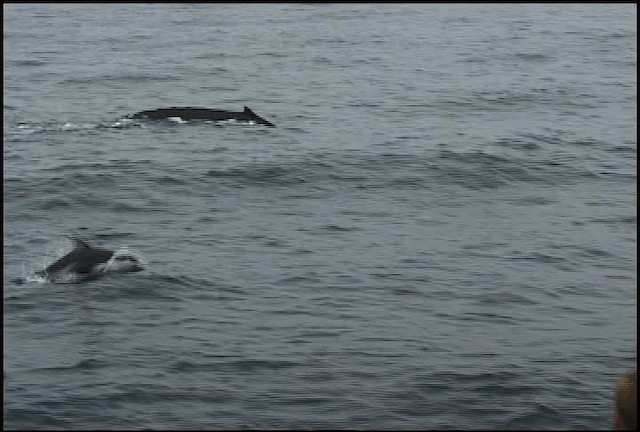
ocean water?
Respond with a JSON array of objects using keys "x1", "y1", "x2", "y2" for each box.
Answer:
[{"x1": 2, "y1": 4, "x2": 636, "y2": 430}]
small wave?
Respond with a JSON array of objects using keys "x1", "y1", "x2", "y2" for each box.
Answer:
[
  {"x1": 2, "y1": 407, "x2": 71, "y2": 430},
  {"x1": 60, "y1": 73, "x2": 178, "y2": 85},
  {"x1": 610, "y1": 144, "x2": 637, "y2": 154},
  {"x1": 505, "y1": 402, "x2": 565, "y2": 428},
  {"x1": 432, "y1": 86, "x2": 600, "y2": 112},
  {"x1": 93, "y1": 232, "x2": 138, "y2": 240},
  {"x1": 433, "y1": 150, "x2": 531, "y2": 190},
  {"x1": 167, "y1": 360, "x2": 219, "y2": 373},
  {"x1": 41, "y1": 159, "x2": 152, "y2": 174},
  {"x1": 168, "y1": 358, "x2": 299, "y2": 374},
  {"x1": 11, "y1": 59, "x2": 47, "y2": 67},
  {"x1": 507, "y1": 196, "x2": 556, "y2": 206},
  {"x1": 473, "y1": 290, "x2": 538, "y2": 306},
  {"x1": 223, "y1": 359, "x2": 300, "y2": 372},
  {"x1": 98, "y1": 384, "x2": 233, "y2": 406},
  {"x1": 416, "y1": 370, "x2": 521, "y2": 387},
  {"x1": 150, "y1": 275, "x2": 204, "y2": 289},
  {"x1": 205, "y1": 165, "x2": 305, "y2": 187},
  {"x1": 29, "y1": 196, "x2": 160, "y2": 213},
  {"x1": 473, "y1": 381, "x2": 542, "y2": 397},
  {"x1": 80, "y1": 272, "x2": 196, "y2": 300},
  {"x1": 459, "y1": 311, "x2": 518, "y2": 324},
  {"x1": 255, "y1": 51, "x2": 290, "y2": 58},
  {"x1": 511, "y1": 52, "x2": 553, "y2": 62},
  {"x1": 589, "y1": 215, "x2": 636, "y2": 226},
  {"x1": 506, "y1": 251, "x2": 570, "y2": 264},
  {"x1": 320, "y1": 224, "x2": 360, "y2": 232},
  {"x1": 493, "y1": 137, "x2": 541, "y2": 151},
  {"x1": 195, "y1": 149, "x2": 594, "y2": 193},
  {"x1": 192, "y1": 52, "x2": 242, "y2": 60},
  {"x1": 38, "y1": 358, "x2": 108, "y2": 372},
  {"x1": 574, "y1": 247, "x2": 613, "y2": 258}
]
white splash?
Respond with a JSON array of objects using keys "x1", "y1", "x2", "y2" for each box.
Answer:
[{"x1": 100, "y1": 247, "x2": 147, "y2": 274}]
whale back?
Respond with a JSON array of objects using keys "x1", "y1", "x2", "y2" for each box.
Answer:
[{"x1": 129, "y1": 106, "x2": 275, "y2": 127}]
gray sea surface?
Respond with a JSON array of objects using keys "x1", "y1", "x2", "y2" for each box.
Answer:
[{"x1": 3, "y1": 3, "x2": 637, "y2": 430}]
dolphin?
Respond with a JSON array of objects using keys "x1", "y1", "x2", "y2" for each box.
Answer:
[
  {"x1": 33, "y1": 236, "x2": 145, "y2": 282},
  {"x1": 128, "y1": 106, "x2": 276, "y2": 127}
]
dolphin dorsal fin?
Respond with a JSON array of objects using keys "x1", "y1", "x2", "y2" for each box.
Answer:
[{"x1": 69, "y1": 235, "x2": 92, "y2": 250}]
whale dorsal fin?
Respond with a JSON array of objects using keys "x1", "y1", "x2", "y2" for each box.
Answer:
[{"x1": 244, "y1": 106, "x2": 253, "y2": 114}]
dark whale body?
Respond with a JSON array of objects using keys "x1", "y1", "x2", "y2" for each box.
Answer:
[{"x1": 129, "y1": 106, "x2": 275, "y2": 127}]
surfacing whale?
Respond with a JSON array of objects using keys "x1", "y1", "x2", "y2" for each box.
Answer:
[
  {"x1": 30, "y1": 236, "x2": 145, "y2": 283},
  {"x1": 129, "y1": 106, "x2": 276, "y2": 127}
]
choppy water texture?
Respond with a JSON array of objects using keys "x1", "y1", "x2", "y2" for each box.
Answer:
[{"x1": 3, "y1": 4, "x2": 637, "y2": 430}]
